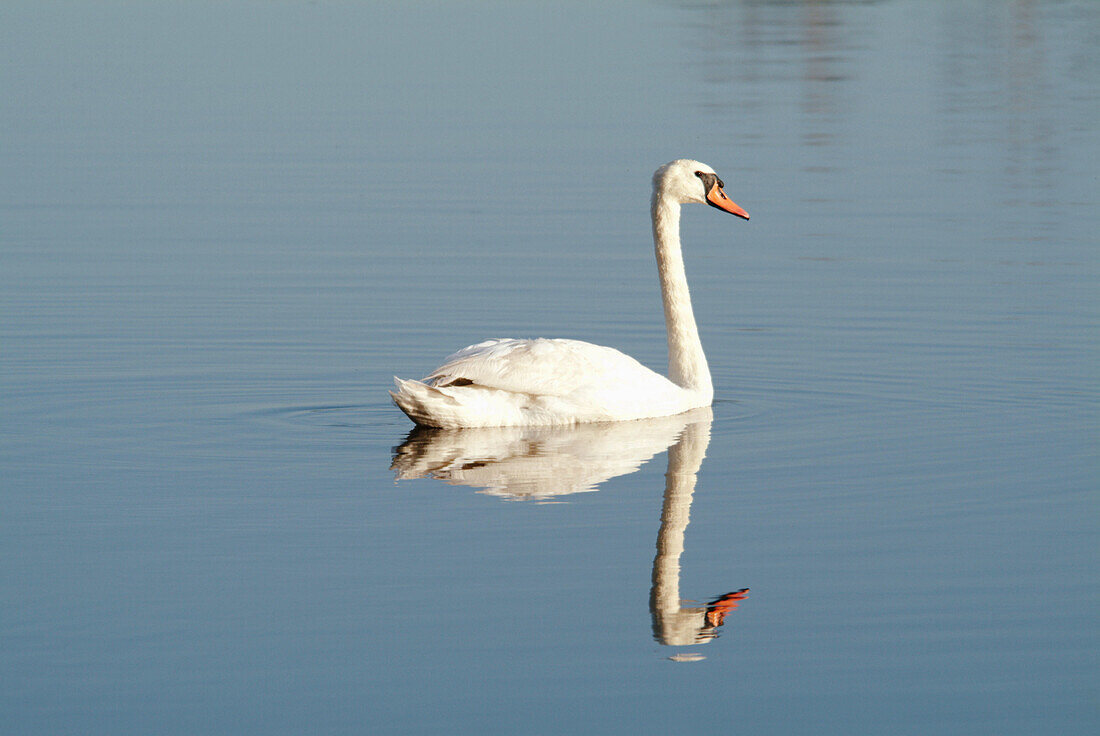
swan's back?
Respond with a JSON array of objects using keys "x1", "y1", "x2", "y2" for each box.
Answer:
[{"x1": 426, "y1": 338, "x2": 663, "y2": 395}]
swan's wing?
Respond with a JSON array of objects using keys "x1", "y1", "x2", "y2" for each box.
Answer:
[{"x1": 424, "y1": 338, "x2": 663, "y2": 397}]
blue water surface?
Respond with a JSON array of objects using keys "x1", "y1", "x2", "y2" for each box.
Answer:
[{"x1": 2, "y1": 1, "x2": 1097, "y2": 734}]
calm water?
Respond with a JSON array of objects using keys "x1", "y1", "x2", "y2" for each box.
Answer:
[{"x1": 2, "y1": 1, "x2": 1098, "y2": 733}]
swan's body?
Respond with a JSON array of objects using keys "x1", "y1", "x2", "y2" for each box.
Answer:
[{"x1": 391, "y1": 159, "x2": 749, "y2": 428}]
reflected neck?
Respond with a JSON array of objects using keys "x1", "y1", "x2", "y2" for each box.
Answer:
[
  {"x1": 651, "y1": 193, "x2": 712, "y2": 397},
  {"x1": 650, "y1": 417, "x2": 712, "y2": 645}
]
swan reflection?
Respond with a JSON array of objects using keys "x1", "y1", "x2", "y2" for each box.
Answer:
[
  {"x1": 392, "y1": 407, "x2": 748, "y2": 656},
  {"x1": 393, "y1": 410, "x2": 696, "y2": 501}
]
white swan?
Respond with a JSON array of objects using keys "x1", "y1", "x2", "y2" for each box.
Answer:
[{"x1": 390, "y1": 159, "x2": 749, "y2": 428}]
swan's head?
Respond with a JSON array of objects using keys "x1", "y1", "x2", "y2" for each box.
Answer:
[{"x1": 653, "y1": 159, "x2": 749, "y2": 220}]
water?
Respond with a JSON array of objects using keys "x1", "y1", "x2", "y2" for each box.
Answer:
[{"x1": 2, "y1": 1, "x2": 1097, "y2": 733}]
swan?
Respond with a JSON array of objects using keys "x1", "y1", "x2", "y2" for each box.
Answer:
[{"x1": 390, "y1": 159, "x2": 749, "y2": 428}]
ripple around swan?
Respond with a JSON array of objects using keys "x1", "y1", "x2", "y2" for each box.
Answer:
[
  {"x1": 245, "y1": 399, "x2": 765, "y2": 434},
  {"x1": 245, "y1": 403, "x2": 388, "y2": 430}
]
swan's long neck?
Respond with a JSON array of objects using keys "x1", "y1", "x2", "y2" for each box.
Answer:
[{"x1": 652, "y1": 193, "x2": 713, "y2": 398}]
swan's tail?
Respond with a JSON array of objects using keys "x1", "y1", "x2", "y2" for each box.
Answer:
[
  {"x1": 389, "y1": 377, "x2": 460, "y2": 428},
  {"x1": 390, "y1": 377, "x2": 532, "y2": 428}
]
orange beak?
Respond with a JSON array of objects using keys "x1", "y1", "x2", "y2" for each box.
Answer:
[{"x1": 706, "y1": 184, "x2": 750, "y2": 220}]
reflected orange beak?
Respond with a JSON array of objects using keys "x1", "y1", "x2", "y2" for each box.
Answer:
[
  {"x1": 704, "y1": 588, "x2": 750, "y2": 628},
  {"x1": 706, "y1": 185, "x2": 750, "y2": 220}
]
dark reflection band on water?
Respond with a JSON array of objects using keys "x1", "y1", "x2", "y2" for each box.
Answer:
[
  {"x1": 678, "y1": 0, "x2": 1083, "y2": 231},
  {"x1": 392, "y1": 408, "x2": 748, "y2": 660}
]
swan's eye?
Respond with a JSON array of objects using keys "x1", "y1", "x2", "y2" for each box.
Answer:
[
  {"x1": 694, "y1": 171, "x2": 704, "y2": 177},
  {"x1": 718, "y1": 178, "x2": 725, "y2": 188}
]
